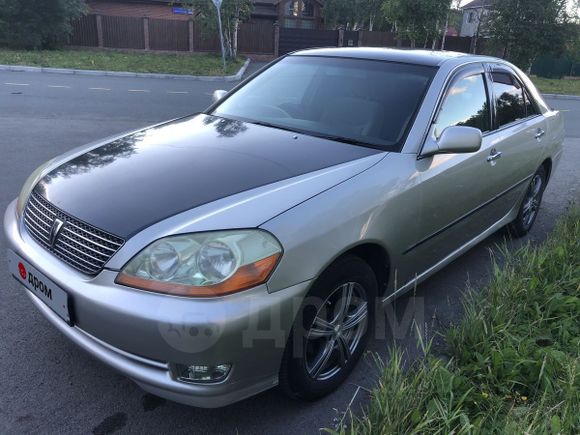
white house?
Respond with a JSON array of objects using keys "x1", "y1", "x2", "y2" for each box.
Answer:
[{"x1": 460, "y1": 0, "x2": 493, "y2": 37}]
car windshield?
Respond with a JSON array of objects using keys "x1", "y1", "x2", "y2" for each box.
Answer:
[{"x1": 212, "y1": 56, "x2": 436, "y2": 151}]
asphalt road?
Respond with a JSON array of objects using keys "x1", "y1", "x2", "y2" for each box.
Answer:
[{"x1": 0, "y1": 68, "x2": 579, "y2": 435}]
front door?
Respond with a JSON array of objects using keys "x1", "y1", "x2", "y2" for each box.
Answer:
[{"x1": 397, "y1": 64, "x2": 498, "y2": 284}]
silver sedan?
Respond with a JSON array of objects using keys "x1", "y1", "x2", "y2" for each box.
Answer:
[{"x1": 4, "y1": 48, "x2": 564, "y2": 407}]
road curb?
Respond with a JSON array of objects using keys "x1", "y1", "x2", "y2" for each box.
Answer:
[
  {"x1": 0, "y1": 58, "x2": 251, "y2": 82},
  {"x1": 542, "y1": 93, "x2": 580, "y2": 101}
]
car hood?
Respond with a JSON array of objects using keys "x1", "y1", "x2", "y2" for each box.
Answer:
[{"x1": 34, "y1": 114, "x2": 382, "y2": 238}]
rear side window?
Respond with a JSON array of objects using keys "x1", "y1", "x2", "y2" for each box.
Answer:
[
  {"x1": 434, "y1": 73, "x2": 490, "y2": 138},
  {"x1": 491, "y1": 72, "x2": 526, "y2": 127}
]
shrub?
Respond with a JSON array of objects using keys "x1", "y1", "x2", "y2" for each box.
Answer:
[{"x1": 0, "y1": 0, "x2": 86, "y2": 50}]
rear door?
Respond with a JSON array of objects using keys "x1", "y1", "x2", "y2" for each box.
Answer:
[{"x1": 478, "y1": 63, "x2": 548, "y2": 220}]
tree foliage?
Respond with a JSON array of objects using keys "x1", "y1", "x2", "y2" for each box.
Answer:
[
  {"x1": 382, "y1": 0, "x2": 451, "y2": 47},
  {"x1": 485, "y1": 0, "x2": 575, "y2": 69},
  {"x1": 0, "y1": 0, "x2": 86, "y2": 49},
  {"x1": 184, "y1": 0, "x2": 252, "y2": 59},
  {"x1": 323, "y1": 0, "x2": 387, "y2": 31}
]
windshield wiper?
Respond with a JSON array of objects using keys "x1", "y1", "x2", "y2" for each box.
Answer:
[
  {"x1": 249, "y1": 121, "x2": 380, "y2": 148},
  {"x1": 244, "y1": 119, "x2": 303, "y2": 135},
  {"x1": 212, "y1": 114, "x2": 384, "y2": 149},
  {"x1": 305, "y1": 132, "x2": 380, "y2": 149}
]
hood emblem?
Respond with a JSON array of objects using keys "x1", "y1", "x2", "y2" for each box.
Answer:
[{"x1": 49, "y1": 218, "x2": 65, "y2": 247}]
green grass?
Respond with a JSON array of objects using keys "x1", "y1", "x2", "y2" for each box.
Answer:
[
  {"x1": 0, "y1": 48, "x2": 244, "y2": 76},
  {"x1": 531, "y1": 76, "x2": 580, "y2": 96},
  {"x1": 330, "y1": 207, "x2": 580, "y2": 434}
]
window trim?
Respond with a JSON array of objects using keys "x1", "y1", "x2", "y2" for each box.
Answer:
[{"x1": 419, "y1": 61, "x2": 544, "y2": 158}]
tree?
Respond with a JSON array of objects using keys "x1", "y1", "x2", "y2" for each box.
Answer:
[
  {"x1": 358, "y1": 0, "x2": 385, "y2": 31},
  {"x1": 485, "y1": 0, "x2": 573, "y2": 70},
  {"x1": 323, "y1": 0, "x2": 357, "y2": 29},
  {"x1": 382, "y1": 0, "x2": 451, "y2": 48},
  {"x1": 440, "y1": 0, "x2": 462, "y2": 50},
  {"x1": 184, "y1": 0, "x2": 252, "y2": 59},
  {"x1": 323, "y1": 0, "x2": 386, "y2": 30},
  {"x1": 0, "y1": 0, "x2": 86, "y2": 49}
]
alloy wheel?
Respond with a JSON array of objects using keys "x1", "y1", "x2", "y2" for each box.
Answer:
[
  {"x1": 304, "y1": 282, "x2": 368, "y2": 381},
  {"x1": 522, "y1": 174, "x2": 543, "y2": 229}
]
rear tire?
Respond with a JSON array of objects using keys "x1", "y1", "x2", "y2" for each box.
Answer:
[
  {"x1": 508, "y1": 165, "x2": 546, "y2": 237},
  {"x1": 279, "y1": 255, "x2": 377, "y2": 401}
]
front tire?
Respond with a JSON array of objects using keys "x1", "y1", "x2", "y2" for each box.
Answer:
[
  {"x1": 279, "y1": 255, "x2": 377, "y2": 401},
  {"x1": 509, "y1": 165, "x2": 547, "y2": 237}
]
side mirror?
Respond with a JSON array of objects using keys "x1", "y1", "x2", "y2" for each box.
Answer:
[
  {"x1": 212, "y1": 89, "x2": 227, "y2": 104},
  {"x1": 422, "y1": 126, "x2": 482, "y2": 157}
]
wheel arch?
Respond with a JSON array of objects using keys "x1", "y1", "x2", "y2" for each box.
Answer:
[
  {"x1": 541, "y1": 158, "x2": 552, "y2": 183},
  {"x1": 323, "y1": 241, "x2": 391, "y2": 298}
]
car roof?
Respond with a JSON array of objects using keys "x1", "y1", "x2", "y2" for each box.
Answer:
[{"x1": 290, "y1": 47, "x2": 495, "y2": 67}]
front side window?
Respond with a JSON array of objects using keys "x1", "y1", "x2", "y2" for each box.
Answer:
[
  {"x1": 433, "y1": 73, "x2": 490, "y2": 138},
  {"x1": 491, "y1": 72, "x2": 526, "y2": 127},
  {"x1": 212, "y1": 56, "x2": 436, "y2": 151}
]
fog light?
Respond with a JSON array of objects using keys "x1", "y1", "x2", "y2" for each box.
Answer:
[{"x1": 175, "y1": 363, "x2": 231, "y2": 383}]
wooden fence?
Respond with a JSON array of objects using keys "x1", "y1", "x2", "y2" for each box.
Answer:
[
  {"x1": 102, "y1": 15, "x2": 145, "y2": 49},
  {"x1": 67, "y1": 15, "x2": 491, "y2": 58},
  {"x1": 68, "y1": 14, "x2": 274, "y2": 55},
  {"x1": 149, "y1": 19, "x2": 189, "y2": 51},
  {"x1": 69, "y1": 15, "x2": 98, "y2": 47}
]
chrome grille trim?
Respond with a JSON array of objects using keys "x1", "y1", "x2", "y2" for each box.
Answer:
[{"x1": 23, "y1": 191, "x2": 125, "y2": 275}]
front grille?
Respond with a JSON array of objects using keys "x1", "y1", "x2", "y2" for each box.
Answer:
[{"x1": 23, "y1": 191, "x2": 124, "y2": 275}]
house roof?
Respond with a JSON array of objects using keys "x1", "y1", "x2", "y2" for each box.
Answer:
[{"x1": 461, "y1": 0, "x2": 493, "y2": 9}]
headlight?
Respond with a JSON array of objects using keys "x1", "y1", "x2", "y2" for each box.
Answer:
[
  {"x1": 116, "y1": 230, "x2": 282, "y2": 297},
  {"x1": 16, "y1": 159, "x2": 56, "y2": 217}
]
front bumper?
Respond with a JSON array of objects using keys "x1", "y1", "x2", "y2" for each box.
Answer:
[{"x1": 4, "y1": 199, "x2": 311, "y2": 407}]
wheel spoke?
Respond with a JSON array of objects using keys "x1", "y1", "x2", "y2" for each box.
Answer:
[
  {"x1": 310, "y1": 339, "x2": 335, "y2": 378},
  {"x1": 309, "y1": 316, "x2": 335, "y2": 338},
  {"x1": 522, "y1": 201, "x2": 532, "y2": 220},
  {"x1": 336, "y1": 335, "x2": 352, "y2": 367},
  {"x1": 342, "y1": 302, "x2": 368, "y2": 331},
  {"x1": 336, "y1": 283, "x2": 354, "y2": 325},
  {"x1": 531, "y1": 176, "x2": 542, "y2": 197}
]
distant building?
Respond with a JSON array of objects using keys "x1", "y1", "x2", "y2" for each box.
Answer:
[
  {"x1": 460, "y1": 0, "x2": 492, "y2": 37},
  {"x1": 87, "y1": 0, "x2": 325, "y2": 29},
  {"x1": 253, "y1": 1, "x2": 324, "y2": 29}
]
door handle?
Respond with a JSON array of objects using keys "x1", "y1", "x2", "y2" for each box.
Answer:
[
  {"x1": 535, "y1": 129, "x2": 545, "y2": 139},
  {"x1": 487, "y1": 150, "x2": 502, "y2": 162}
]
